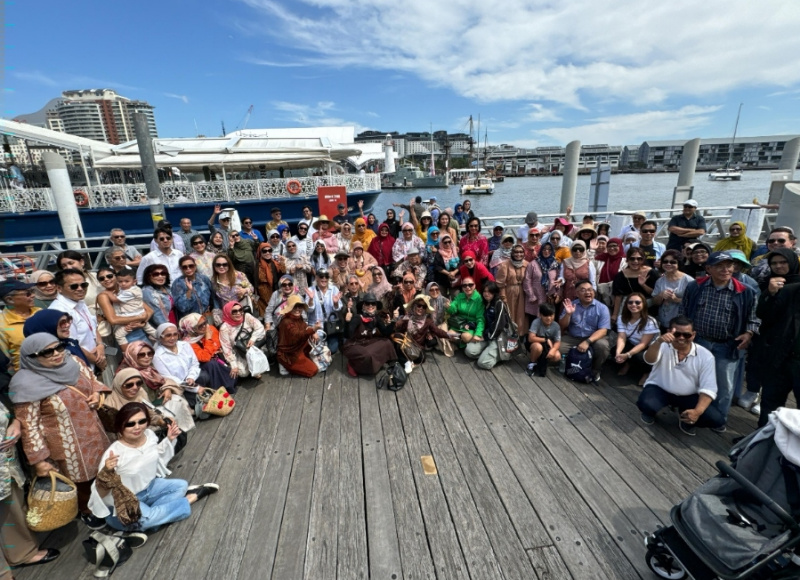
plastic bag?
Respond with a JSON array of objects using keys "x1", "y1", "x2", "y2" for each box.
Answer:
[{"x1": 246, "y1": 345, "x2": 270, "y2": 376}]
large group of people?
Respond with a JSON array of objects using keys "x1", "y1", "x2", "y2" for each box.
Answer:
[{"x1": 0, "y1": 197, "x2": 797, "y2": 575}]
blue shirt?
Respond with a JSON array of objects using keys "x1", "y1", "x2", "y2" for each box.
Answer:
[
  {"x1": 240, "y1": 229, "x2": 264, "y2": 243},
  {"x1": 171, "y1": 274, "x2": 213, "y2": 319},
  {"x1": 560, "y1": 299, "x2": 611, "y2": 338}
]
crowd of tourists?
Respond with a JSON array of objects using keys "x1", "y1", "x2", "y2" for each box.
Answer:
[{"x1": 0, "y1": 195, "x2": 797, "y2": 576}]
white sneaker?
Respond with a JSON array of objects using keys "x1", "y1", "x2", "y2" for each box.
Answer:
[
  {"x1": 279, "y1": 364, "x2": 289, "y2": 376},
  {"x1": 751, "y1": 403, "x2": 761, "y2": 416},
  {"x1": 736, "y1": 391, "x2": 758, "y2": 410},
  {"x1": 404, "y1": 361, "x2": 414, "y2": 374}
]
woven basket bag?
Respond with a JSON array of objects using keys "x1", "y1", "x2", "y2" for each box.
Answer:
[{"x1": 26, "y1": 471, "x2": 78, "y2": 532}]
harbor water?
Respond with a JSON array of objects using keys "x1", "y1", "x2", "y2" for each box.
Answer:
[{"x1": 370, "y1": 170, "x2": 776, "y2": 220}]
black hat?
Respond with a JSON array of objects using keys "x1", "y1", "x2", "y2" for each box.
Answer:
[{"x1": 362, "y1": 292, "x2": 380, "y2": 305}]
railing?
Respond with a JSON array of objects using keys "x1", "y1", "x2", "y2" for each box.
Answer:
[{"x1": 0, "y1": 174, "x2": 382, "y2": 213}]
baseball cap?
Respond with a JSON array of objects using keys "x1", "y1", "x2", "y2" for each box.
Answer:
[
  {"x1": 726, "y1": 249, "x2": 750, "y2": 266},
  {"x1": 0, "y1": 280, "x2": 34, "y2": 299},
  {"x1": 525, "y1": 211, "x2": 538, "y2": 225},
  {"x1": 271, "y1": 207, "x2": 281, "y2": 214},
  {"x1": 337, "y1": 203, "x2": 345, "y2": 209},
  {"x1": 706, "y1": 251, "x2": 734, "y2": 266},
  {"x1": 683, "y1": 199, "x2": 698, "y2": 208}
]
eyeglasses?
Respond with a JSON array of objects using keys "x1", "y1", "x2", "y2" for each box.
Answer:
[
  {"x1": 231, "y1": 308, "x2": 244, "y2": 314},
  {"x1": 469, "y1": 224, "x2": 479, "y2": 229},
  {"x1": 97, "y1": 274, "x2": 115, "y2": 282},
  {"x1": 214, "y1": 263, "x2": 229, "y2": 269},
  {"x1": 28, "y1": 343, "x2": 66, "y2": 359},
  {"x1": 137, "y1": 351, "x2": 154, "y2": 359},
  {"x1": 672, "y1": 331, "x2": 693, "y2": 339},
  {"x1": 192, "y1": 240, "x2": 205, "y2": 246},
  {"x1": 180, "y1": 263, "x2": 196, "y2": 270},
  {"x1": 124, "y1": 418, "x2": 149, "y2": 428},
  {"x1": 571, "y1": 248, "x2": 585, "y2": 253},
  {"x1": 461, "y1": 283, "x2": 475, "y2": 288},
  {"x1": 403, "y1": 280, "x2": 415, "y2": 285},
  {"x1": 357, "y1": 224, "x2": 365, "y2": 228},
  {"x1": 122, "y1": 379, "x2": 144, "y2": 389},
  {"x1": 66, "y1": 282, "x2": 90, "y2": 290},
  {"x1": 280, "y1": 282, "x2": 293, "y2": 287},
  {"x1": 628, "y1": 257, "x2": 644, "y2": 262},
  {"x1": 157, "y1": 237, "x2": 172, "y2": 242},
  {"x1": 641, "y1": 229, "x2": 656, "y2": 234},
  {"x1": 112, "y1": 234, "x2": 126, "y2": 239},
  {"x1": 626, "y1": 300, "x2": 643, "y2": 305},
  {"x1": 768, "y1": 238, "x2": 788, "y2": 244},
  {"x1": 151, "y1": 272, "x2": 167, "y2": 277},
  {"x1": 661, "y1": 260, "x2": 678, "y2": 265}
]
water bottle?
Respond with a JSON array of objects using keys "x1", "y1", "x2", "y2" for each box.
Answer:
[{"x1": 558, "y1": 354, "x2": 567, "y2": 374}]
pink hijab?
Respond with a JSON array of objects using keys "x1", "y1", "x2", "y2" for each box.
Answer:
[{"x1": 222, "y1": 301, "x2": 243, "y2": 326}]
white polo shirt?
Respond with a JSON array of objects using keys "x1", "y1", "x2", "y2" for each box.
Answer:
[
  {"x1": 49, "y1": 294, "x2": 97, "y2": 350},
  {"x1": 645, "y1": 341, "x2": 717, "y2": 399},
  {"x1": 136, "y1": 248, "x2": 184, "y2": 285}
]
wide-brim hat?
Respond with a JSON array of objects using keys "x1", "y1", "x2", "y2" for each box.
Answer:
[
  {"x1": 362, "y1": 292, "x2": 380, "y2": 305},
  {"x1": 312, "y1": 215, "x2": 331, "y2": 229},
  {"x1": 279, "y1": 294, "x2": 308, "y2": 315},
  {"x1": 404, "y1": 293, "x2": 434, "y2": 313},
  {"x1": 576, "y1": 225, "x2": 598, "y2": 240}
]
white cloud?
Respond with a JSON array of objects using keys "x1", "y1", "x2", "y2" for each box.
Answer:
[
  {"x1": 13, "y1": 71, "x2": 59, "y2": 87},
  {"x1": 164, "y1": 93, "x2": 189, "y2": 104},
  {"x1": 237, "y1": 0, "x2": 800, "y2": 108},
  {"x1": 273, "y1": 100, "x2": 371, "y2": 133},
  {"x1": 13, "y1": 71, "x2": 140, "y2": 92},
  {"x1": 523, "y1": 104, "x2": 561, "y2": 123},
  {"x1": 536, "y1": 105, "x2": 721, "y2": 145}
]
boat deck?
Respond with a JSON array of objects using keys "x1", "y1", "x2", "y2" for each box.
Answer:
[{"x1": 17, "y1": 352, "x2": 768, "y2": 580}]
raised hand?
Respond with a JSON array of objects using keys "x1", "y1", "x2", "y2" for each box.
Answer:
[
  {"x1": 104, "y1": 451, "x2": 118, "y2": 472},
  {"x1": 563, "y1": 299, "x2": 575, "y2": 314},
  {"x1": 358, "y1": 200, "x2": 364, "y2": 209},
  {"x1": 306, "y1": 287, "x2": 314, "y2": 300},
  {"x1": 166, "y1": 421, "x2": 182, "y2": 441},
  {"x1": 213, "y1": 204, "x2": 221, "y2": 215}
]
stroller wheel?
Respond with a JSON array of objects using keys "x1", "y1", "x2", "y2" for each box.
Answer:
[{"x1": 646, "y1": 547, "x2": 687, "y2": 579}]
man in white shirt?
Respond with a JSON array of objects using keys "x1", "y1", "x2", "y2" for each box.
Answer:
[
  {"x1": 148, "y1": 221, "x2": 186, "y2": 253},
  {"x1": 636, "y1": 315, "x2": 725, "y2": 435},
  {"x1": 299, "y1": 205, "x2": 317, "y2": 237},
  {"x1": 137, "y1": 227, "x2": 184, "y2": 285},
  {"x1": 49, "y1": 268, "x2": 106, "y2": 370}
]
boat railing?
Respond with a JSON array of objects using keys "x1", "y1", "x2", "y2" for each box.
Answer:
[
  {"x1": 479, "y1": 206, "x2": 779, "y2": 244},
  {"x1": 0, "y1": 174, "x2": 381, "y2": 213}
]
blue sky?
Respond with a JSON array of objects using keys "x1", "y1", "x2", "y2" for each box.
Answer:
[{"x1": 5, "y1": 0, "x2": 800, "y2": 147}]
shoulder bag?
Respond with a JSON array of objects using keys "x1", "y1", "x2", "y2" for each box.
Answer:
[
  {"x1": 317, "y1": 289, "x2": 344, "y2": 335},
  {"x1": 233, "y1": 317, "x2": 267, "y2": 356}
]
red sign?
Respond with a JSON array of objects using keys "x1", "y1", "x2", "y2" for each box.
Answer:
[{"x1": 317, "y1": 185, "x2": 347, "y2": 219}]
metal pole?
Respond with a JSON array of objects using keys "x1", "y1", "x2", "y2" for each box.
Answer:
[
  {"x1": 560, "y1": 140, "x2": 580, "y2": 213},
  {"x1": 42, "y1": 152, "x2": 84, "y2": 249},
  {"x1": 672, "y1": 138, "x2": 700, "y2": 207},
  {"x1": 132, "y1": 112, "x2": 165, "y2": 226}
]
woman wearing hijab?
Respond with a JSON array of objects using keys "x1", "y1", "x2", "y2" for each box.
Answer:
[
  {"x1": 180, "y1": 313, "x2": 237, "y2": 393},
  {"x1": 23, "y1": 308, "x2": 91, "y2": 366},
  {"x1": 336, "y1": 222, "x2": 354, "y2": 255},
  {"x1": 384, "y1": 208, "x2": 401, "y2": 239},
  {"x1": 522, "y1": 228, "x2": 542, "y2": 262},
  {"x1": 395, "y1": 294, "x2": 457, "y2": 372},
  {"x1": 495, "y1": 244, "x2": 529, "y2": 333},
  {"x1": 106, "y1": 369, "x2": 167, "y2": 431},
  {"x1": 424, "y1": 226, "x2": 440, "y2": 281},
  {"x1": 761, "y1": 247, "x2": 800, "y2": 290},
  {"x1": 459, "y1": 217, "x2": 490, "y2": 266},
  {"x1": 283, "y1": 238, "x2": 311, "y2": 296},
  {"x1": 453, "y1": 203, "x2": 468, "y2": 228},
  {"x1": 352, "y1": 217, "x2": 376, "y2": 250},
  {"x1": 489, "y1": 233, "x2": 515, "y2": 273},
  {"x1": 277, "y1": 295, "x2": 322, "y2": 378},
  {"x1": 152, "y1": 323, "x2": 209, "y2": 409},
  {"x1": 12, "y1": 333, "x2": 111, "y2": 524},
  {"x1": 392, "y1": 222, "x2": 426, "y2": 264},
  {"x1": 559, "y1": 240, "x2": 596, "y2": 301},
  {"x1": 264, "y1": 275, "x2": 301, "y2": 332},
  {"x1": 523, "y1": 241, "x2": 559, "y2": 320},
  {"x1": 30, "y1": 270, "x2": 58, "y2": 309},
  {"x1": 255, "y1": 242, "x2": 285, "y2": 317},
  {"x1": 425, "y1": 282, "x2": 454, "y2": 356},
  {"x1": 208, "y1": 231, "x2": 227, "y2": 255},
  {"x1": 432, "y1": 233, "x2": 459, "y2": 295},
  {"x1": 714, "y1": 221, "x2": 754, "y2": 258},
  {"x1": 349, "y1": 241, "x2": 377, "y2": 291},
  {"x1": 458, "y1": 250, "x2": 494, "y2": 293},
  {"x1": 119, "y1": 340, "x2": 179, "y2": 396},
  {"x1": 342, "y1": 292, "x2": 397, "y2": 376},
  {"x1": 545, "y1": 231, "x2": 572, "y2": 262},
  {"x1": 367, "y1": 267, "x2": 392, "y2": 303},
  {"x1": 682, "y1": 242, "x2": 711, "y2": 279},
  {"x1": 219, "y1": 301, "x2": 267, "y2": 380},
  {"x1": 266, "y1": 229, "x2": 286, "y2": 257},
  {"x1": 368, "y1": 223, "x2": 396, "y2": 272},
  {"x1": 227, "y1": 231, "x2": 257, "y2": 284}
]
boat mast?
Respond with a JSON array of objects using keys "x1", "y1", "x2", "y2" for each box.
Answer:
[{"x1": 728, "y1": 103, "x2": 743, "y2": 167}]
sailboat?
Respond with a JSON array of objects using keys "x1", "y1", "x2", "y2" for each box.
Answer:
[
  {"x1": 709, "y1": 104, "x2": 744, "y2": 181},
  {"x1": 459, "y1": 116, "x2": 494, "y2": 195}
]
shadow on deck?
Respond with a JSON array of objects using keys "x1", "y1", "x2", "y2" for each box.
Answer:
[{"x1": 16, "y1": 351, "x2": 768, "y2": 580}]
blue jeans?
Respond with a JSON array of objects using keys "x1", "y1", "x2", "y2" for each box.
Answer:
[
  {"x1": 637, "y1": 384, "x2": 725, "y2": 429},
  {"x1": 105, "y1": 478, "x2": 191, "y2": 532},
  {"x1": 326, "y1": 333, "x2": 341, "y2": 355},
  {"x1": 694, "y1": 337, "x2": 742, "y2": 422}
]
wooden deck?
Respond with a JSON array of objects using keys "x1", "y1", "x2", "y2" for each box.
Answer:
[{"x1": 17, "y1": 351, "x2": 767, "y2": 580}]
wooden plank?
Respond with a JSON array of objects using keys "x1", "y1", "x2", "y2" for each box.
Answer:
[
  {"x1": 359, "y1": 375, "x2": 403, "y2": 580},
  {"x1": 407, "y1": 366, "x2": 505, "y2": 579},
  {"x1": 527, "y1": 546, "x2": 573, "y2": 580},
  {"x1": 376, "y1": 383, "x2": 437, "y2": 580},
  {"x1": 393, "y1": 370, "x2": 469, "y2": 579},
  {"x1": 272, "y1": 372, "x2": 325, "y2": 578},
  {"x1": 337, "y1": 372, "x2": 368, "y2": 580},
  {"x1": 238, "y1": 376, "x2": 309, "y2": 579},
  {"x1": 304, "y1": 369, "x2": 342, "y2": 579}
]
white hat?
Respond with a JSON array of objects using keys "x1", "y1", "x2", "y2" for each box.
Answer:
[{"x1": 683, "y1": 199, "x2": 698, "y2": 208}]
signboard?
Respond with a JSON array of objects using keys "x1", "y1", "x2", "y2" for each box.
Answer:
[
  {"x1": 317, "y1": 185, "x2": 347, "y2": 218},
  {"x1": 588, "y1": 166, "x2": 611, "y2": 213}
]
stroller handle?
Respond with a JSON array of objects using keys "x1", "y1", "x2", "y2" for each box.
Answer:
[{"x1": 716, "y1": 461, "x2": 800, "y2": 532}]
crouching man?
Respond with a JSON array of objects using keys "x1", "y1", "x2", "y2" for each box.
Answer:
[{"x1": 636, "y1": 315, "x2": 725, "y2": 436}]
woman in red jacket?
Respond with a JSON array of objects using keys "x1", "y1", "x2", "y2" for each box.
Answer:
[
  {"x1": 458, "y1": 250, "x2": 494, "y2": 293},
  {"x1": 368, "y1": 222, "x2": 396, "y2": 271}
]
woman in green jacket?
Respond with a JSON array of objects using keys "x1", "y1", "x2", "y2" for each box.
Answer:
[{"x1": 447, "y1": 277, "x2": 485, "y2": 355}]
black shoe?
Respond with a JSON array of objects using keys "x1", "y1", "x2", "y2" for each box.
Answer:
[
  {"x1": 640, "y1": 412, "x2": 655, "y2": 425},
  {"x1": 13, "y1": 548, "x2": 60, "y2": 568},
  {"x1": 679, "y1": 421, "x2": 697, "y2": 436},
  {"x1": 526, "y1": 363, "x2": 536, "y2": 377},
  {"x1": 80, "y1": 513, "x2": 106, "y2": 530},
  {"x1": 189, "y1": 483, "x2": 220, "y2": 501},
  {"x1": 712, "y1": 425, "x2": 727, "y2": 433}
]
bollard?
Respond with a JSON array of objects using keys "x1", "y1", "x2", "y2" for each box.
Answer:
[{"x1": 560, "y1": 140, "x2": 580, "y2": 213}]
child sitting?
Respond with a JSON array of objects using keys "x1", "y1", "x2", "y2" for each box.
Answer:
[
  {"x1": 526, "y1": 302, "x2": 561, "y2": 377},
  {"x1": 107, "y1": 268, "x2": 158, "y2": 345}
]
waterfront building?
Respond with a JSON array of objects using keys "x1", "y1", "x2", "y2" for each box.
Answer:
[{"x1": 639, "y1": 135, "x2": 800, "y2": 169}]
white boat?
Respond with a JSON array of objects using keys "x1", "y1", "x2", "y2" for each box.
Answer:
[
  {"x1": 460, "y1": 176, "x2": 495, "y2": 195},
  {"x1": 709, "y1": 103, "x2": 744, "y2": 182}
]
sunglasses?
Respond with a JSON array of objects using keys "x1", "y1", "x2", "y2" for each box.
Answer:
[
  {"x1": 192, "y1": 240, "x2": 205, "y2": 245},
  {"x1": 641, "y1": 229, "x2": 656, "y2": 234},
  {"x1": 442, "y1": 240, "x2": 451, "y2": 244},
  {"x1": 661, "y1": 260, "x2": 678, "y2": 265},
  {"x1": 181, "y1": 263, "x2": 196, "y2": 270},
  {"x1": 461, "y1": 283, "x2": 475, "y2": 288},
  {"x1": 161, "y1": 332, "x2": 179, "y2": 338},
  {"x1": 280, "y1": 282, "x2": 293, "y2": 287},
  {"x1": 768, "y1": 238, "x2": 788, "y2": 244},
  {"x1": 231, "y1": 308, "x2": 244, "y2": 314},
  {"x1": 270, "y1": 235, "x2": 280, "y2": 239},
  {"x1": 463, "y1": 258, "x2": 474, "y2": 263},
  {"x1": 298, "y1": 226, "x2": 308, "y2": 230},
  {"x1": 628, "y1": 257, "x2": 644, "y2": 262},
  {"x1": 124, "y1": 418, "x2": 149, "y2": 428},
  {"x1": 123, "y1": 379, "x2": 144, "y2": 389},
  {"x1": 214, "y1": 263, "x2": 229, "y2": 268},
  {"x1": 672, "y1": 331, "x2": 693, "y2": 339},
  {"x1": 230, "y1": 234, "x2": 240, "y2": 239},
  {"x1": 151, "y1": 272, "x2": 167, "y2": 277},
  {"x1": 112, "y1": 234, "x2": 126, "y2": 239},
  {"x1": 374, "y1": 272, "x2": 383, "y2": 277},
  {"x1": 469, "y1": 224, "x2": 479, "y2": 229},
  {"x1": 317, "y1": 274, "x2": 330, "y2": 279},
  {"x1": 429, "y1": 287, "x2": 440, "y2": 292},
  {"x1": 97, "y1": 274, "x2": 115, "y2": 281},
  {"x1": 243, "y1": 221, "x2": 252, "y2": 225},
  {"x1": 571, "y1": 248, "x2": 585, "y2": 253},
  {"x1": 28, "y1": 342, "x2": 66, "y2": 359},
  {"x1": 626, "y1": 300, "x2": 643, "y2": 305},
  {"x1": 261, "y1": 249, "x2": 272, "y2": 254},
  {"x1": 137, "y1": 351, "x2": 154, "y2": 359},
  {"x1": 403, "y1": 280, "x2": 415, "y2": 285},
  {"x1": 157, "y1": 237, "x2": 172, "y2": 242},
  {"x1": 529, "y1": 233, "x2": 540, "y2": 237},
  {"x1": 65, "y1": 282, "x2": 90, "y2": 290}
]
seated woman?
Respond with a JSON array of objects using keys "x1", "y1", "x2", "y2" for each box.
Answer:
[
  {"x1": 464, "y1": 282, "x2": 511, "y2": 370},
  {"x1": 141, "y1": 264, "x2": 176, "y2": 327},
  {"x1": 265, "y1": 275, "x2": 303, "y2": 332},
  {"x1": 342, "y1": 292, "x2": 397, "y2": 377},
  {"x1": 219, "y1": 301, "x2": 267, "y2": 381},
  {"x1": 458, "y1": 250, "x2": 494, "y2": 293},
  {"x1": 447, "y1": 277, "x2": 485, "y2": 353},
  {"x1": 306, "y1": 268, "x2": 344, "y2": 354},
  {"x1": 179, "y1": 313, "x2": 237, "y2": 394},
  {"x1": 89, "y1": 402, "x2": 218, "y2": 533},
  {"x1": 614, "y1": 292, "x2": 659, "y2": 385},
  {"x1": 210, "y1": 255, "x2": 254, "y2": 326},
  {"x1": 277, "y1": 295, "x2": 322, "y2": 378},
  {"x1": 30, "y1": 269, "x2": 58, "y2": 309},
  {"x1": 107, "y1": 369, "x2": 183, "y2": 437},
  {"x1": 151, "y1": 324, "x2": 210, "y2": 409},
  {"x1": 425, "y1": 282, "x2": 454, "y2": 357},
  {"x1": 171, "y1": 256, "x2": 213, "y2": 322},
  {"x1": 394, "y1": 294, "x2": 457, "y2": 373}
]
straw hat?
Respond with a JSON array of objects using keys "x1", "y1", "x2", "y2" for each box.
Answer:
[
  {"x1": 312, "y1": 215, "x2": 331, "y2": 229},
  {"x1": 404, "y1": 294, "x2": 434, "y2": 313},
  {"x1": 279, "y1": 294, "x2": 308, "y2": 316}
]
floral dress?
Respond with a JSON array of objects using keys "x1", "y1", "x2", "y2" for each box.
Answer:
[
  {"x1": 212, "y1": 272, "x2": 254, "y2": 325},
  {"x1": 219, "y1": 314, "x2": 267, "y2": 377}
]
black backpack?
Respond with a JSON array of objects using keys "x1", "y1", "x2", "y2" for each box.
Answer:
[
  {"x1": 564, "y1": 346, "x2": 594, "y2": 383},
  {"x1": 376, "y1": 362, "x2": 407, "y2": 391}
]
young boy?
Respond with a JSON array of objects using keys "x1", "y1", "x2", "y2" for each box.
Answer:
[
  {"x1": 107, "y1": 268, "x2": 158, "y2": 345},
  {"x1": 527, "y1": 303, "x2": 561, "y2": 377}
]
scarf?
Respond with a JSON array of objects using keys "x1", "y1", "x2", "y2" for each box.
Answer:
[
  {"x1": 352, "y1": 217, "x2": 377, "y2": 249},
  {"x1": 222, "y1": 301, "x2": 243, "y2": 327},
  {"x1": 257, "y1": 242, "x2": 280, "y2": 291},
  {"x1": 367, "y1": 270, "x2": 392, "y2": 300},
  {"x1": 95, "y1": 463, "x2": 141, "y2": 526},
  {"x1": 179, "y1": 312, "x2": 205, "y2": 343},
  {"x1": 714, "y1": 221, "x2": 755, "y2": 257},
  {"x1": 22, "y1": 309, "x2": 90, "y2": 366},
  {"x1": 597, "y1": 238, "x2": 625, "y2": 284},
  {"x1": 107, "y1": 368, "x2": 151, "y2": 410},
  {"x1": 425, "y1": 282, "x2": 447, "y2": 324},
  {"x1": 311, "y1": 243, "x2": 330, "y2": 271},
  {"x1": 119, "y1": 341, "x2": 167, "y2": 391},
  {"x1": 10, "y1": 333, "x2": 81, "y2": 403},
  {"x1": 438, "y1": 234, "x2": 457, "y2": 264},
  {"x1": 510, "y1": 244, "x2": 525, "y2": 269},
  {"x1": 230, "y1": 239, "x2": 255, "y2": 265},
  {"x1": 489, "y1": 236, "x2": 515, "y2": 269},
  {"x1": 563, "y1": 241, "x2": 589, "y2": 270},
  {"x1": 30, "y1": 270, "x2": 57, "y2": 302},
  {"x1": 426, "y1": 226, "x2": 440, "y2": 248},
  {"x1": 764, "y1": 247, "x2": 800, "y2": 287},
  {"x1": 536, "y1": 242, "x2": 559, "y2": 290}
]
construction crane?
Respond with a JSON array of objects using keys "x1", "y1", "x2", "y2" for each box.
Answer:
[{"x1": 235, "y1": 105, "x2": 254, "y2": 133}]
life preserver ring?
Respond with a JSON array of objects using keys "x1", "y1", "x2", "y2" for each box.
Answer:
[
  {"x1": 74, "y1": 190, "x2": 89, "y2": 207},
  {"x1": 286, "y1": 180, "x2": 302, "y2": 195}
]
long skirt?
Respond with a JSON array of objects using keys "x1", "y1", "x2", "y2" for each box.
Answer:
[
  {"x1": 342, "y1": 338, "x2": 397, "y2": 375},
  {"x1": 277, "y1": 345, "x2": 319, "y2": 378},
  {"x1": 199, "y1": 358, "x2": 238, "y2": 394}
]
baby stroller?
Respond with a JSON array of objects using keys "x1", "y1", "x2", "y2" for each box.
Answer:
[{"x1": 645, "y1": 408, "x2": 800, "y2": 579}]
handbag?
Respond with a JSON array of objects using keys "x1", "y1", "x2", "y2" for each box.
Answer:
[
  {"x1": 234, "y1": 322, "x2": 267, "y2": 356},
  {"x1": 308, "y1": 330, "x2": 332, "y2": 371},
  {"x1": 203, "y1": 387, "x2": 236, "y2": 417},
  {"x1": 194, "y1": 389, "x2": 211, "y2": 420},
  {"x1": 68, "y1": 385, "x2": 115, "y2": 432},
  {"x1": 82, "y1": 530, "x2": 133, "y2": 578},
  {"x1": 26, "y1": 471, "x2": 78, "y2": 532},
  {"x1": 263, "y1": 327, "x2": 279, "y2": 358},
  {"x1": 392, "y1": 332, "x2": 425, "y2": 364},
  {"x1": 376, "y1": 361, "x2": 407, "y2": 391}
]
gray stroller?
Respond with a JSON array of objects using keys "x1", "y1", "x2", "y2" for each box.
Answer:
[{"x1": 645, "y1": 408, "x2": 800, "y2": 579}]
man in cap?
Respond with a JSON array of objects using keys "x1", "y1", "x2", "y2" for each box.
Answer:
[
  {"x1": 265, "y1": 207, "x2": 289, "y2": 234},
  {"x1": 633, "y1": 219, "x2": 665, "y2": 267},
  {"x1": 208, "y1": 204, "x2": 233, "y2": 250},
  {"x1": 426, "y1": 196, "x2": 441, "y2": 222},
  {"x1": 620, "y1": 211, "x2": 647, "y2": 239},
  {"x1": 680, "y1": 251, "x2": 758, "y2": 425},
  {"x1": 0, "y1": 280, "x2": 40, "y2": 370},
  {"x1": 394, "y1": 247, "x2": 426, "y2": 290},
  {"x1": 667, "y1": 200, "x2": 707, "y2": 251},
  {"x1": 517, "y1": 211, "x2": 540, "y2": 242},
  {"x1": 332, "y1": 203, "x2": 350, "y2": 231}
]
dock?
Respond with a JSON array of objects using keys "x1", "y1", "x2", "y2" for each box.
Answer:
[{"x1": 16, "y1": 352, "x2": 766, "y2": 580}]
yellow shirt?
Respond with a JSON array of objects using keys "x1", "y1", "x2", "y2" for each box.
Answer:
[{"x1": 0, "y1": 307, "x2": 41, "y2": 371}]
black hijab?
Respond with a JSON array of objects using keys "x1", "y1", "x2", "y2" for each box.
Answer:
[{"x1": 762, "y1": 248, "x2": 800, "y2": 288}]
